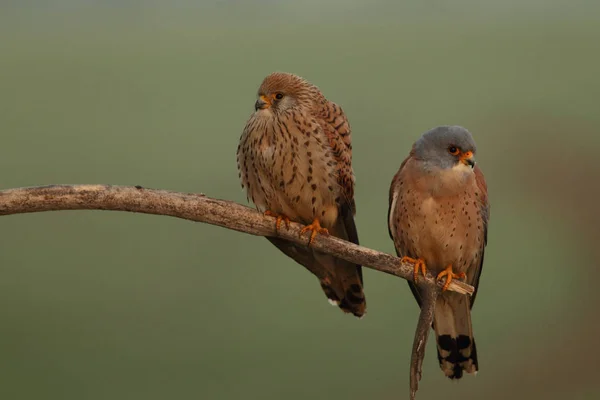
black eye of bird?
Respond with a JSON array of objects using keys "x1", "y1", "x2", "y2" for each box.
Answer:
[
  {"x1": 448, "y1": 146, "x2": 460, "y2": 155},
  {"x1": 275, "y1": 93, "x2": 284, "y2": 100}
]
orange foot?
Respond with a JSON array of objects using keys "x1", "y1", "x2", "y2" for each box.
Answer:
[
  {"x1": 299, "y1": 218, "x2": 329, "y2": 245},
  {"x1": 401, "y1": 256, "x2": 427, "y2": 283},
  {"x1": 436, "y1": 265, "x2": 467, "y2": 291},
  {"x1": 264, "y1": 210, "x2": 291, "y2": 232}
]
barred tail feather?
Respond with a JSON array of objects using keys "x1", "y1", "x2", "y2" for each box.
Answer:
[
  {"x1": 433, "y1": 293, "x2": 478, "y2": 379},
  {"x1": 316, "y1": 253, "x2": 366, "y2": 318}
]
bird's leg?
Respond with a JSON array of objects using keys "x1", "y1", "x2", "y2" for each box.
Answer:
[
  {"x1": 263, "y1": 210, "x2": 291, "y2": 232},
  {"x1": 299, "y1": 218, "x2": 329, "y2": 245},
  {"x1": 401, "y1": 256, "x2": 428, "y2": 284},
  {"x1": 436, "y1": 264, "x2": 467, "y2": 291}
]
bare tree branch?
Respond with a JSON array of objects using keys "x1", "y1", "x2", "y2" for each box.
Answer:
[
  {"x1": 0, "y1": 183, "x2": 473, "y2": 399},
  {"x1": 0, "y1": 184, "x2": 474, "y2": 295}
]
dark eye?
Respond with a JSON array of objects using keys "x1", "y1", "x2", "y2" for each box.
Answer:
[
  {"x1": 275, "y1": 93, "x2": 284, "y2": 100},
  {"x1": 448, "y1": 146, "x2": 460, "y2": 155}
]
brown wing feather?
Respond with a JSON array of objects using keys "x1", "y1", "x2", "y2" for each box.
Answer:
[
  {"x1": 339, "y1": 202, "x2": 362, "y2": 284},
  {"x1": 387, "y1": 151, "x2": 413, "y2": 241},
  {"x1": 316, "y1": 101, "x2": 365, "y2": 299},
  {"x1": 468, "y1": 164, "x2": 490, "y2": 307},
  {"x1": 317, "y1": 101, "x2": 355, "y2": 212},
  {"x1": 387, "y1": 152, "x2": 424, "y2": 306},
  {"x1": 316, "y1": 99, "x2": 361, "y2": 264}
]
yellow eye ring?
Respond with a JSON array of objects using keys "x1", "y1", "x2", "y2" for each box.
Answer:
[{"x1": 448, "y1": 146, "x2": 460, "y2": 156}]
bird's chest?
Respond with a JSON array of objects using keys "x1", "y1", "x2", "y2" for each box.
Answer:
[
  {"x1": 400, "y1": 190, "x2": 480, "y2": 272},
  {"x1": 251, "y1": 125, "x2": 339, "y2": 224},
  {"x1": 252, "y1": 128, "x2": 277, "y2": 169}
]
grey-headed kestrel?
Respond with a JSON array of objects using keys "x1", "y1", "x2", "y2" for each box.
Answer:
[
  {"x1": 237, "y1": 72, "x2": 366, "y2": 317},
  {"x1": 388, "y1": 126, "x2": 489, "y2": 379}
]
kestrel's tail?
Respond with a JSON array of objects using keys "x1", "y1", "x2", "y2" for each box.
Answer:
[
  {"x1": 317, "y1": 256, "x2": 366, "y2": 318},
  {"x1": 265, "y1": 236, "x2": 366, "y2": 318},
  {"x1": 318, "y1": 204, "x2": 366, "y2": 318},
  {"x1": 433, "y1": 292, "x2": 479, "y2": 379},
  {"x1": 264, "y1": 205, "x2": 366, "y2": 317}
]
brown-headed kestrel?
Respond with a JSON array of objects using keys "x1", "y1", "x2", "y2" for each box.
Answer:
[
  {"x1": 388, "y1": 126, "x2": 489, "y2": 379},
  {"x1": 237, "y1": 72, "x2": 366, "y2": 317}
]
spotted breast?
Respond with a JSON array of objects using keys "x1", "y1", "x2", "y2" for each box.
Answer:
[
  {"x1": 388, "y1": 126, "x2": 489, "y2": 379},
  {"x1": 237, "y1": 72, "x2": 366, "y2": 317}
]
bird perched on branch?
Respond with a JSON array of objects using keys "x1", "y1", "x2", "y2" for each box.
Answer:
[
  {"x1": 237, "y1": 72, "x2": 366, "y2": 317},
  {"x1": 388, "y1": 126, "x2": 489, "y2": 379}
]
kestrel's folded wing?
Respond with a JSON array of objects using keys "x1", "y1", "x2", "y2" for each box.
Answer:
[
  {"x1": 467, "y1": 164, "x2": 490, "y2": 307},
  {"x1": 317, "y1": 101, "x2": 355, "y2": 214},
  {"x1": 387, "y1": 152, "x2": 425, "y2": 307},
  {"x1": 387, "y1": 152, "x2": 412, "y2": 244},
  {"x1": 310, "y1": 100, "x2": 365, "y2": 316},
  {"x1": 317, "y1": 100, "x2": 361, "y2": 278}
]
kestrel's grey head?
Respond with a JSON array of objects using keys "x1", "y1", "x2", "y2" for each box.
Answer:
[
  {"x1": 414, "y1": 126, "x2": 477, "y2": 171},
  {"x1": 253, "y1": 72, "x2": 323, "y2": 114}
]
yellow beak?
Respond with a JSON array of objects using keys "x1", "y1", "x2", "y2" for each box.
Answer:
[
  {"x1": 460, "y1": 151, "x2": 475, "y2": 168},
  {"x1": 254, "y1": 95, "x2": 271, "y2": 110}
]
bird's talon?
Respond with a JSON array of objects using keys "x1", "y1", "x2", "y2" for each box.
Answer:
[
  {"x1": 300, "y1": 219, "x2": 329, "y2": 245},
  {"x1": 401, "y1": 256, "x2": 428, "y2": 283},
  {"x1": 436, "y1": 265, "x2": 466, "y2": 291},
  {"x1": 278, "y1": 215, "x2": 291, "y2": 230},
  {"x1": 264, "y1": 211, "x2": 291, "y2": 233}
]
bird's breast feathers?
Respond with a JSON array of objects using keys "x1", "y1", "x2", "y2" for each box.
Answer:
[
  {"x1": 417, "y1": 164, "x2": 475, "y2": 197},
  {"x1": 392, "y1": 159, "x2": 482, "y2": 271},
  {"x1": 243, "y1": 116, "x2": 341, "y2": 225}
]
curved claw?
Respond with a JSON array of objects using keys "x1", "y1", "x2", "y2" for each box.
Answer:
[
  {"x1": 300, "y1": 218, "x2": 329, "y2": 245},
  {"x1": 264, "y1": 211, "x2": 291, "y2": 233},
  {"x1": 401, "y1": 256, "x2": 428, "y2": 284},
  {"x1": 436, "y1": 265, "x2": 467, "y2": 291},
  {"x1": 276, "y1": 215, "x2": 291, "y2": 231}
]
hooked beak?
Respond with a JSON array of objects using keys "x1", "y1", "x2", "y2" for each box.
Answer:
[
  {"x1": 460, "y1": 151, "x2": 475, "y2": 168},
  {"x1": 254, "y1": 95, "x2": 271, "y2": 111}
]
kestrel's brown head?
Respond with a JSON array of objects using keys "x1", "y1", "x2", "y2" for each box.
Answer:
[{"x1": 254, "y1": 72, "x2": 324, "y2": 114}]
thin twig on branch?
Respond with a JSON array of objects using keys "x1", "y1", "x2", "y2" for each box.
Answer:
[
  {"x1": 0, "y1": 184, "x2": 473, "y2": 295},
  {"x1": 409, "y1": 287, "x2": 439, "y2": 400}
]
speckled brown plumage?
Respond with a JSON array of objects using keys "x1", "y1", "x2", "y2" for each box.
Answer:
[
  {"x1": 237, "y1": 72, "x2": 365, "y2": 317},
  {"x1": 388, "y1": 126, "x2": 489, "y2": 379}
]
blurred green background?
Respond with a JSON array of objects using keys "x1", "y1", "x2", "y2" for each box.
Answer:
[{"x1": 1, "y1": 1, "x2": 599, "y2": 399}]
